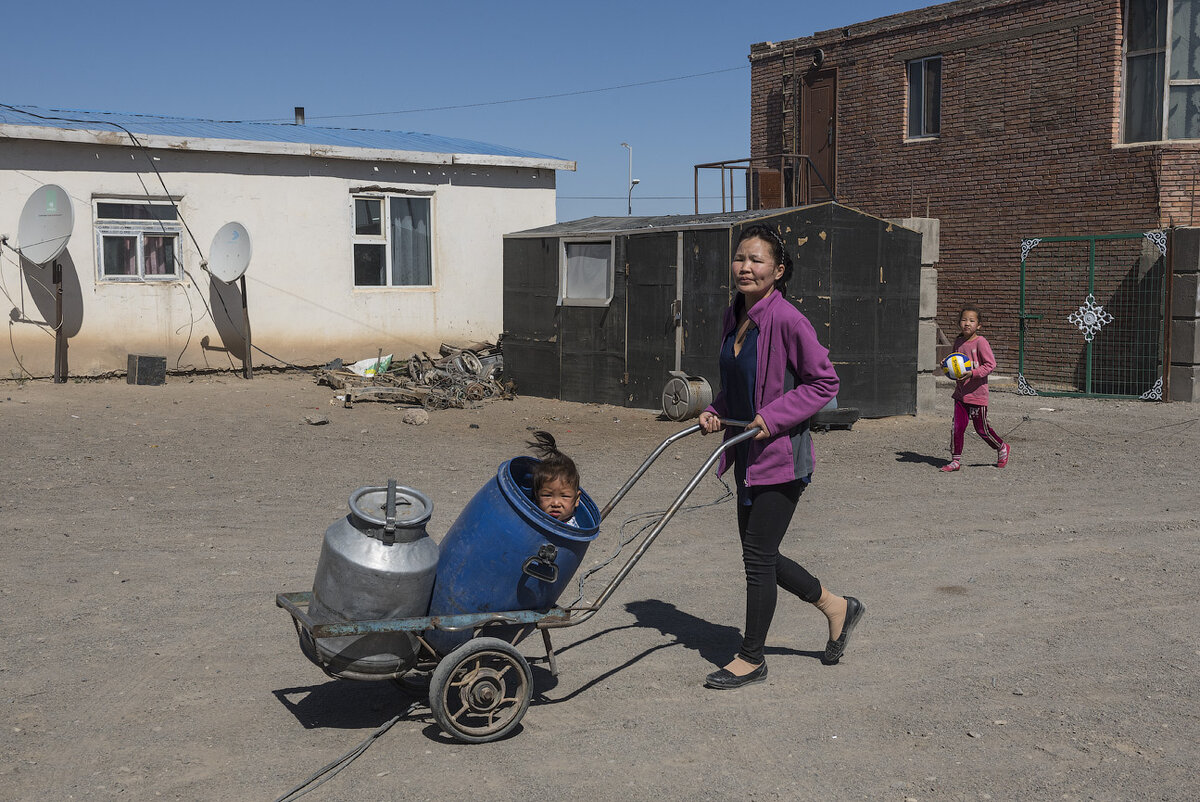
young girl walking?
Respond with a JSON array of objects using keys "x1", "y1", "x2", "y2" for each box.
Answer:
[{"x1": 942, "y1": 304, "x2": 1010, "y2": 472}]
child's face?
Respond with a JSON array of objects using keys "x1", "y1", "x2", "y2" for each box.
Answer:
[
  {"x1": 537, "y1": 477, "x2": 580, "y2": 521},
  {"x1": 959, "y1": 310, "x2": 980, "y2": 339}
]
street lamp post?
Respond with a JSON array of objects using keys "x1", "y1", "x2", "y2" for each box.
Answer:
[{"x1": 620, "y1": 142, "x2": 639, "y2": 215}]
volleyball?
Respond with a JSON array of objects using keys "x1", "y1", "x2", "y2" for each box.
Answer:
[{"x1": 942, "y1": 352, "x2": 973, "y2": 380}]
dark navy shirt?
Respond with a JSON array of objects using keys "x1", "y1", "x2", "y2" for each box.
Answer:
[{"x1": 720, "y1": 324, "x2": 758, "y2": 504}]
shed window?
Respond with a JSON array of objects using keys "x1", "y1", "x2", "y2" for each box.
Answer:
[
  {"x1": 94, "y1": 200, "x2": 182, "y2": 281},
  {"x1": 560, "y1": 241, "x2": 613, "y2": 306},
  {"x1": 907, "y1": 56, "x2": 942, "y2": 139},
  {"x1": 1124, "y1": 0, "x2": 1200, "y2": 141},
  {"x1": 352, "y1": 194, "x2": 432, "y2": 287}
]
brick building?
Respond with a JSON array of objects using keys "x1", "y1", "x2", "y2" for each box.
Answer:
[{"x1": 748, "y1": 0, "x2": 1200, "y2": 401}]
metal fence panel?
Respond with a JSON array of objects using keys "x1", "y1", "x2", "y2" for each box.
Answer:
[{"x1": 1018, "y1": 232, "x2": 1168, "y2": 399}]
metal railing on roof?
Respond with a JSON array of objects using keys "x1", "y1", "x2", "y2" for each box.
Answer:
[{"x1": 693, "y1": 153, "x2": 835, "y2": 214}]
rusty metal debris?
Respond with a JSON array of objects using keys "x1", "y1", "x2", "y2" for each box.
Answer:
[{"x1": 314, "y1": 341, "x2": 512, "y2": 409}]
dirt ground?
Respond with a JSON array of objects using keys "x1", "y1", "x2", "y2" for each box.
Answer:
[{"x1": 1, "y1": 371, "x2": 1198, "y2": 801}]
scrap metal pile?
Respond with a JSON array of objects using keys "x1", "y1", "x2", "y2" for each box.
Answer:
[{"x1": 314, "y1": 342, "x2": 512, "y2": 409}]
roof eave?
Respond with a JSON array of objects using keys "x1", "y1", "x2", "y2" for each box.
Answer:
[{"x1": 0, "y1": 122, "x2": 576, "y2": 172}]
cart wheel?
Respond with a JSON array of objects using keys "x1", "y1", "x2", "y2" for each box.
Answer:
[{"x1": 429, "y1": 637, "x2": 533, "y2": 743}]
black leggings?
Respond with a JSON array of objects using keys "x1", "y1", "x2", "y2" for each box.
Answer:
[{"x1": 735, "y1": 480, "x2": 822, "y2": 664}]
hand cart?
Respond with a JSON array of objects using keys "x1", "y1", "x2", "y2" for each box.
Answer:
[{"x1": 276, "y1": 420, "x2": 757, "y2": 743}]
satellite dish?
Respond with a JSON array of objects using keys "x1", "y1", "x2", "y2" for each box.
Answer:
[
  {"x1": 208, "y1": 222, "x2": 252, "y2": 283},
  {"x1": 17, "y1": 185, "x2": 74, "y2": 265}
]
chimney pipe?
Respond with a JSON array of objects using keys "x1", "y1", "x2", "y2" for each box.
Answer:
[{"x1": 294, "y1": 107, "x2": 305, "y2": 125}]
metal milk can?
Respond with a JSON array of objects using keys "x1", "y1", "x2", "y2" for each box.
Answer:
[{"x1": 305, "y1": 481, "x2": 438, "y2": 680}]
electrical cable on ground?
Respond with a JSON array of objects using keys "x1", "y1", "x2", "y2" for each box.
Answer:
[{"x1": 272, "y1": 701, "x2": 420, "y2": 802}]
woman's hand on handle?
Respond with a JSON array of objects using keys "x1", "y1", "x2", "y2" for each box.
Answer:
[
  {"x1": 749, "y1": 414, "x2": 771, "y2": 440},
  {"x1": 698, "y1": 411, "x2": 723, "y2": 435}
]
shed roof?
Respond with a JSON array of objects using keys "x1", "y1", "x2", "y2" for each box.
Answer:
[
  {"x1": 0, "y1": 104, "x2": 575, "y2": 171},
  {"x1": 507, "y1": 202, "x2": 851, "y2": 237}
]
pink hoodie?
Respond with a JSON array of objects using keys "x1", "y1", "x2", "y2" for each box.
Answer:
[{"x1": 950, "y1": 334, "x2": 997, "y2": 406}]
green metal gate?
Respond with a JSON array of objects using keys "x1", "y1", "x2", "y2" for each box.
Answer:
[{"x1": 1018, "y1": 231, "x2": 1169, "y2": 399}]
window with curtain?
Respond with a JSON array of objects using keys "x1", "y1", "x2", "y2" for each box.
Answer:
[
  {"x1": 352, "y1": 194, "x2": 433, "y2": 287},
  {"x1": 94, "y1": 200, "x2": 182, "y2": 281},
  {"x1": 907, "y1": 56, "x2": 942, "y2": 139},
  {"x1": 560, "y1": 240, "x2": 614, "y2": 306},
  {"x1": 1125, "y1": 0, "x2": 1200, "y2": 141}
]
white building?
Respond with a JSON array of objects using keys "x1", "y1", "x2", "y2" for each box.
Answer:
[{"x1": 0, "y1": 105, "x2": 574, "y2": 378}]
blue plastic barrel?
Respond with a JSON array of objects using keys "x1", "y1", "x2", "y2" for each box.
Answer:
[{"x1": 426, "y1": 456, "x2": 600, "y2": 652}]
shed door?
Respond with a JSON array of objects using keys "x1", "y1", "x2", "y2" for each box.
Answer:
[
  {"x1": 624, "y1": 232, "x2": 678, "y2": 409},
  {"x1": 800, "y1": 69, "x2": 837, "y2": 202}
]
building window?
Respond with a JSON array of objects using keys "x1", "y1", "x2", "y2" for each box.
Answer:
[
  {"x1": 907, "y1": 56, "x2": 942, "y2": 138},
  {"x1": 94, "y1": 200, "x2": 182, "y2": 281},
  {"x1": 352, "y1": 194, "x2": 432, "y2": 287},
  {"x1": 1124, "y1": 0, "x2": 1200, "y2": 142},
  {"x1": 560, "y1": 240, "x2": 613, "y2": 307}
]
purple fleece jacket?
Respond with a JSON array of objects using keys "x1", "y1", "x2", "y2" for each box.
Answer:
[{"x1": 704, "y1": 289, "x2": 840, "y2": 485}]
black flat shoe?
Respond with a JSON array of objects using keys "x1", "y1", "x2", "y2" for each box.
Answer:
[
  {"x1": 704, "y1": 661, "x2": 768, "y2": 689},
  {"x1": 822, "y1": 596, "x2": 866, "y2": 665}
]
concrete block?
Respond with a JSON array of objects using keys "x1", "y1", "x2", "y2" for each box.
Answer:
[
  {"x1": 919, "y1": 320, "x2": 938, "y2": 370},
  {"x1": 895, "y1": 217, "x2": 940, "y2": 265},
  {"x1": 1174, "y1": 227, "x2": 1200, "y2": 274},
  {"x1": 1171, "y1": 318, "x2": 1200, "y2": 365},
  {"x1": 1172, "y1": 272, "x2": 1200, "y2": 319},
  {"x1": 916, "y1": 372, "x2": 937, "y2": 415},
  {"x1": 1168, "y1": 364, "x2": 1200, "y2": 402},
  {"x1": 920, "y1": 267, "x2": 938, "y2": 318}
]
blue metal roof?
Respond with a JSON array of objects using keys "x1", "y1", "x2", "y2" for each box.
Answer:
[{"x1": 0, "y1": 104, "x2": 567, "y2": 162}]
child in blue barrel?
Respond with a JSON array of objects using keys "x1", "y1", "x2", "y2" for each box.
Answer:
[{"x1": 527, "y1": 431, "x2": 581, "y2": 526}]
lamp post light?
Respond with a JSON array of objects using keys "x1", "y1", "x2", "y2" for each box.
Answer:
[{"x1": 620, "y1": 142, "x2": 639, "y2": 215}]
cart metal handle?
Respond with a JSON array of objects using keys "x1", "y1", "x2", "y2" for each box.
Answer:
[
  {"x1": 546, "y1": 418, "x2": 760, "y2": 628},
  {"x1": 599, "y1": 418, "x2": 757, "y2": 520}
]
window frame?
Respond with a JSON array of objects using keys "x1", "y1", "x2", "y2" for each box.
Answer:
[
  {"x1": 906, "y1": 55, "x2": 942, "y2": 140},
  {"x1": 93, "y1": 198, "x2": 184, "y2": 283},
  {"x1": 1122, "y1": 0, "x2": 1200, "y2": 143},
  {"x1": 558, "y1": 238, "x2": 615, "y2": 308},
  {"x1": 350, "y1": 192, "x2": 435, "y2": 289}
]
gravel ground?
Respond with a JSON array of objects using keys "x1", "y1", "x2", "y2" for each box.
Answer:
[{"x1": 1, "y1": 372, "x2": 1197, "y2": 801}]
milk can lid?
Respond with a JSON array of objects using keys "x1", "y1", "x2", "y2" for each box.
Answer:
[{"x1": 348, "y1": 484, "x2": 434, "y2": 528}]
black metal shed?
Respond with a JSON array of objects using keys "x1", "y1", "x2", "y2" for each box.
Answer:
[{"x1": 502, "y1": 202, "x2": 921, "y2": 418}]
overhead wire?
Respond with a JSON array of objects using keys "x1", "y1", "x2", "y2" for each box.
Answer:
[{"x1": 237, "y1": 65, "x2": 750, "y2": 122}]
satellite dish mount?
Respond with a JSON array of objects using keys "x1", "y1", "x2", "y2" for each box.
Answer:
[
  {"x1": 207, "y1": 223, "x2": 254, "y2": 379},
  {"x1": 12, "y1": 185, "x2": 75, "y2": 382}
]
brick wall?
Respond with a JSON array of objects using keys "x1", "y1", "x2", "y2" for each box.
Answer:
[{"x1": 749, "y1": 0, "x2": 1200, "y2": 374}]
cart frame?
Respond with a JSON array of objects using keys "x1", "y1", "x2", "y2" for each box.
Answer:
[{"x1": 276, "y1": 420, "x2": 758, "y2": 741}]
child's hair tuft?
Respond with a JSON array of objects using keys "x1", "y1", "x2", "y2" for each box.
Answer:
[{"x1": 527, "y1": 430, "x2": 580, "y2": 493}]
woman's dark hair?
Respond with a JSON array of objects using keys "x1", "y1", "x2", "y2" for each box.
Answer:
[
  {"x1": 737, "y1": 224, "x2": 794, "y2": 297},
  {"x1": 527, "y1": 430, "x2": 580, "y2": 493}
]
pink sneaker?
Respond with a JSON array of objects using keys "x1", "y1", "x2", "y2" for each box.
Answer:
[
  {"x1": 997, "y1": 443, "x2": 1010, "y2": 468},
  {"x1": 940, "y1": 460, "x2": 961, "y2": 472}
]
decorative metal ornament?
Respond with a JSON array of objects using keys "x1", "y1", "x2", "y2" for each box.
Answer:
[
  {"x1": 1016, "y1": 373, "x2": 1039, "y2": 396},
  {"x1": 1068, "y1": 294, "x2": 1114, "y2": 342},
  {"x1": 1021, "y1": 238, "x2": 1042, "y2": 261},
  {"x1": 1140, "y1": 377, "x2": 1163, "y2": 401},
  {"x1": 1143, "y1": 230, "x2": 1167, "y2": 257}
]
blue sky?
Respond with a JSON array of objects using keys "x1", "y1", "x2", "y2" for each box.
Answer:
[{"x1": 2, "y1": 0, "x2": 931, "y2": 221}]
